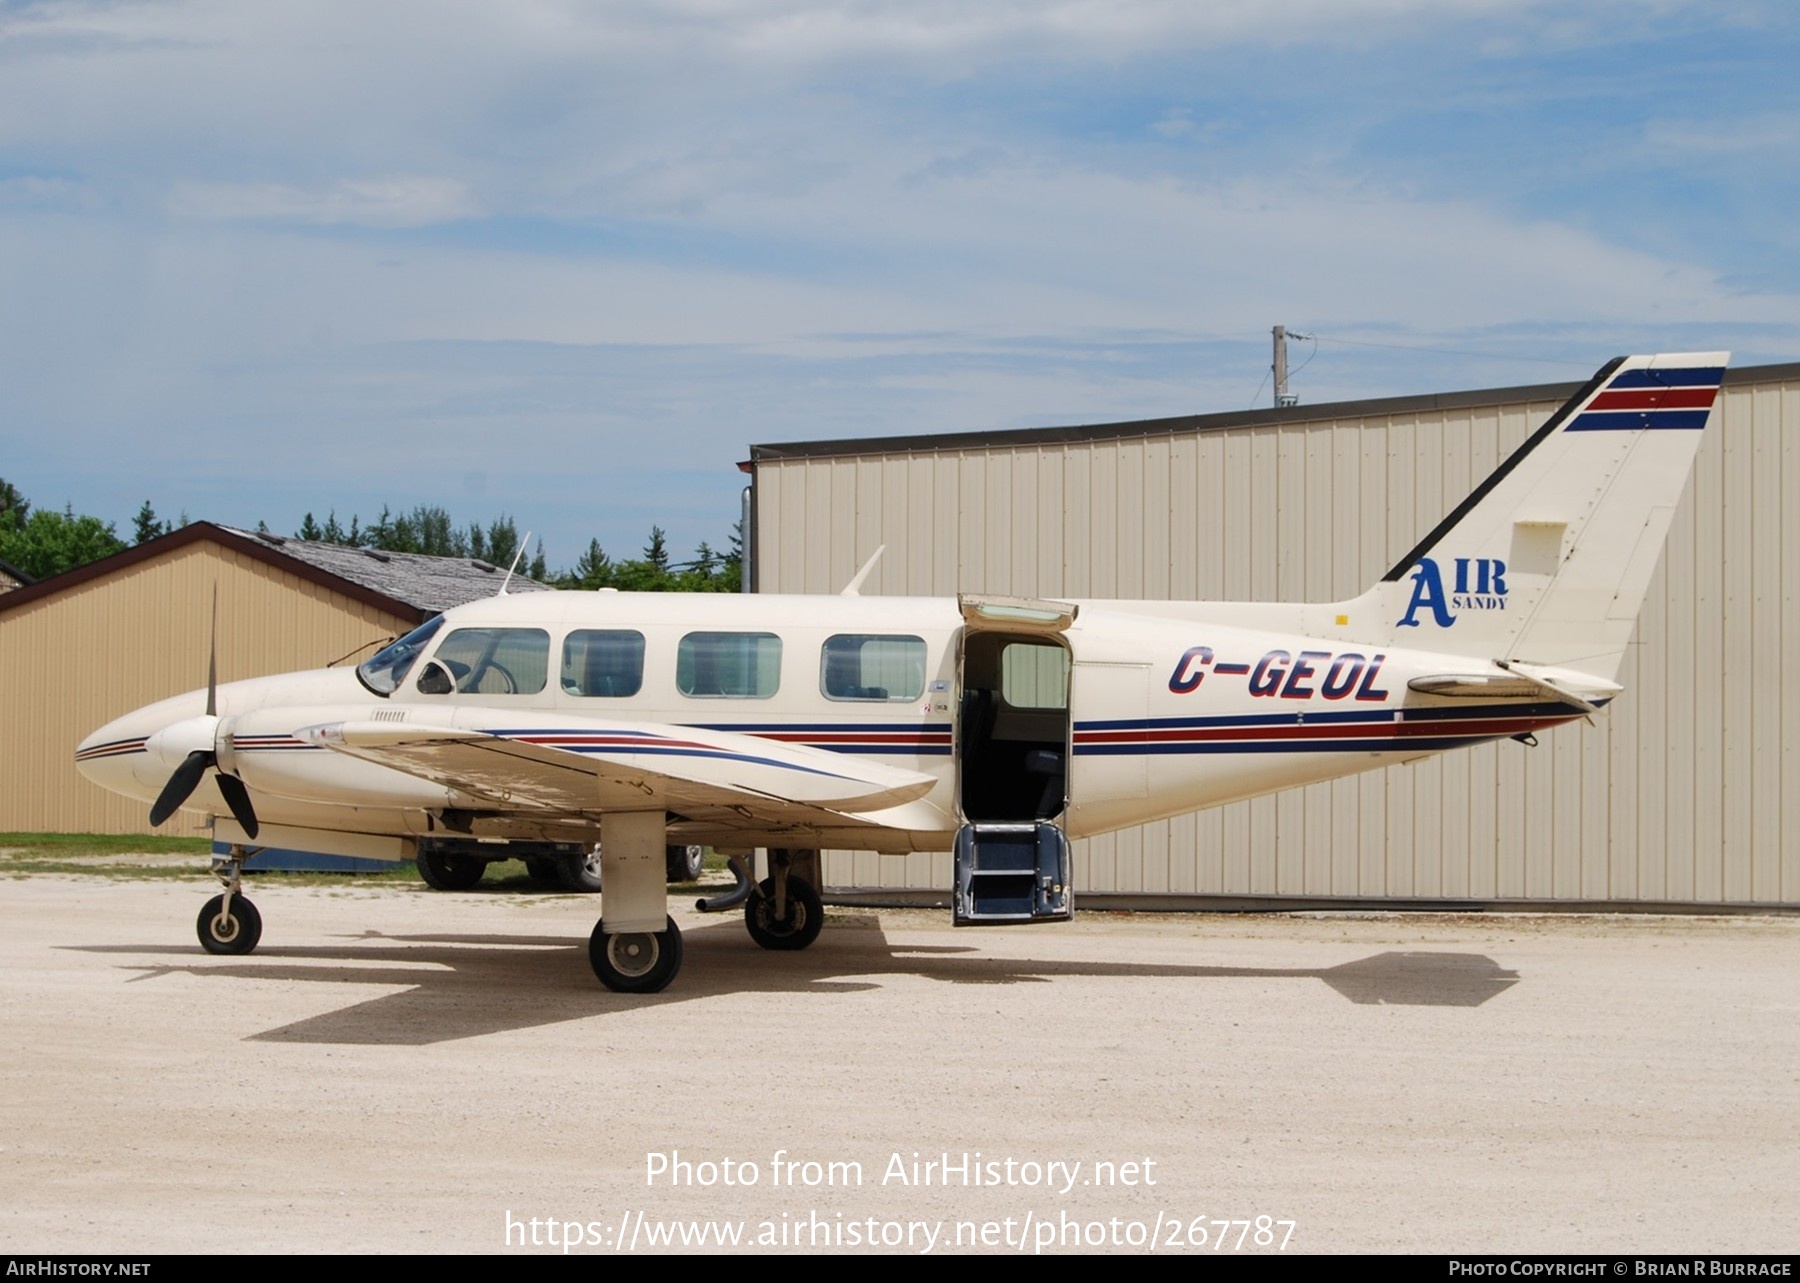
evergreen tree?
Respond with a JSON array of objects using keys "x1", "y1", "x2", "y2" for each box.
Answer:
[
  {"x1": 1, "y1": 477, "x2": 31, "y2": 530},
  {"x1": 568, "y1": 539, "x2": 615, "y2": 589},
  {"x1": 724, "y1": 517, "x2": 744, "y2": 589},
  {"x1": 485, "y1": 516, "x2": 519, "y2": 569},
  {"x1": 132, "y1": 501, "x2": 170, "y2": 544},
  {"x1": 297, "y1": 512, "x2": 324, "y2": 541},
  {"x1": 643, "y1": 525, "x2": 670, "y2": 571},
  {"x1": 365, "y1": 506, "x2": 395, "y2": 550}
]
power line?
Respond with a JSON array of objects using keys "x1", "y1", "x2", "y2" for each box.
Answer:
[{"x1": 1307, "y1": 333, "x2": 1587, "y2": 369}]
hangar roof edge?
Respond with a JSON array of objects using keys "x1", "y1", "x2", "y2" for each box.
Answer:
[{"x1": 748, "y1": 359, "x2": 1800, "y2": 463}]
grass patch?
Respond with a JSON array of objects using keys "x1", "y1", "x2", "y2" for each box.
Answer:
[
  {"x1": 0, "y1": 835, "x2": 727, "y2": 891},
  {"x1": 0, "y1": 832, "x2": 213, "y2": 858}
]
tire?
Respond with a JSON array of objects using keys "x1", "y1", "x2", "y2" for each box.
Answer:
[
  {"x1": 744, "y1": 876, "x2": 823, "y2": 951},
  {"x1": 554, "y1": 848, "x2": 603, "y2": 893},
  {"x1": 588, "y1": 916, "x2": 683, "y2": 993},
  {"x1": 524, "y1": 858, "x2": 560, "y2": 885},
  {"x1": 197, "y1": 894, "x2": 262, "y2": 955},
  {"x1": 417, "y1": 848, "x2": 486, "y2": 890},
  {"x1": 665, "y1": 844, "x2": 705, "y2": 882}
]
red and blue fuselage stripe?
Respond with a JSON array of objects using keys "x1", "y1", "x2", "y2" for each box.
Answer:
[{"x1": 1071, "y1": 701, "x2": 1585, "y2": 755}]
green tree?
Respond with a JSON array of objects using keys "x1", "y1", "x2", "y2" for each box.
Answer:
[
  {"x1": 132, "y1": 501, "x2": 171, "y2": 545},
  {"x1": 643, "y1": 526, "x2": 670, "y2": 572},
  {"x1": 404, "y1": 505, "x2": 465, "y2": 557},
  {"x1": 297, "y1": 512, "x2": 324, "y2": 541},
  {"x1": 0, "y1": 477, "x2": 29, "y2": 529},
  {"x1": 567, "y1": 539, "x2": 616, "y2": 589},
  {"x1": 484, "y1": 516, "x2": 519, "y2": 569},
  {"x1": 0, "y1": 505, "x2": 126, "y2": 580}
]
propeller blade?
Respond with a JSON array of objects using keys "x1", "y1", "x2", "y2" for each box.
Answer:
[
  {"x1": 214, "y1": 773, "x2": 260, "y2": 840},
  {"x1": 149, "y1": 750, "x2": 213, "y2": 827},
  {"x1": 205, "y1": 584, "x2": 218, "y2": 718}
]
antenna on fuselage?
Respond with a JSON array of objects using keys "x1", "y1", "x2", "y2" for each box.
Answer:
[
  {"x1": 839, "y1": 545, "x2": 886, "y2": 596},
  {"x1": 498, "y1": 532, "x2": 534, "y2": 596}
]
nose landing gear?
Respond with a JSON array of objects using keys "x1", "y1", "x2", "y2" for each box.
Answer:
[{"x1": 197, "y1": 844, "x2": 262, "y2": 955}]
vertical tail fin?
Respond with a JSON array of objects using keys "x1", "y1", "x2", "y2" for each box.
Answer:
[{"x1": 1345, "y1": 351, "x2": 1728, "y2": 684}]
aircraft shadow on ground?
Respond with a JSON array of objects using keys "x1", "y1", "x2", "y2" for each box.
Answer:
[{"x1": 77, "y1": 917, "x2": 1518, "y2": 1045}]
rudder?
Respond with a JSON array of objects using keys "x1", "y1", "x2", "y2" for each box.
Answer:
[{"x1": 1343, "y1": 351, "x2": 1728, "y2": 685}]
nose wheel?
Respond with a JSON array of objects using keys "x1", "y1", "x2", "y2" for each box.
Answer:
[
  {"x1": 197, "y1": 893, "x2": 262, "y2": 954},
  {"x1": 197, "y1": 844, "x2": 262, "y2": 955}
]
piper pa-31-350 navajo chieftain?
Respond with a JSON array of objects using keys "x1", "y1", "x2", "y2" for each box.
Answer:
[{"x1": 77, "y1": 352, "x2": 1729, "y2": 992}]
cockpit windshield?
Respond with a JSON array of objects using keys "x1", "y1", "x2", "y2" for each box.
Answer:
[{"x1": 356, "y1": 615, "x2": 446, "y2": 696}]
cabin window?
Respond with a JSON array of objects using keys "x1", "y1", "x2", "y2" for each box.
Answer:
[
  {"x1": 356, "y1": 615, "x2": 445, "y2": 695},
  {"x1": 562, "y1": 630, "x2": 646, "y2": 697},
  {"x1": 999, "y1": 639, "x2": 1069, "y2": 710},
  {"x1": 677, "y1": 632, "x2": 781, "y2": 698},
  {"x1": 428, "y1": 627, "x2": 550, "y2": 695},
  {"x1": 821, "y1": 634, "x2": 926, "y2": 701}
]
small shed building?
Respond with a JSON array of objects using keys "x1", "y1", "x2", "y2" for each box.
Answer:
[{"x1": 0, "y1": 522, "x2": 544, "y2": 836}]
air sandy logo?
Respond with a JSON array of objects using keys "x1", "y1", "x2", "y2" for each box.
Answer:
[{"x1": 1397, "y1": 557, "x2": 1508, "y2": 628}]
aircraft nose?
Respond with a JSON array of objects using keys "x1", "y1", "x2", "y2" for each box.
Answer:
[{"x1": 75, "y1": 705, "x2": 187, "y2": 803}]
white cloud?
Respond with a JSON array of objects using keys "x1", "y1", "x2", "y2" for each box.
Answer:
[{"x1": 166, "y1": 176, "x2": 477, "y2": 227}]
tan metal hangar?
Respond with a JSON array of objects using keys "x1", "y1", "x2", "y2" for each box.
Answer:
[{"x1": 745, "y1": 360, "x2": 1800, "y2": 909}]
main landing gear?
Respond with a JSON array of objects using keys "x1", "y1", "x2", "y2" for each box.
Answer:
[
  {"x1": 582, "y1": 847, "x2": 828, "y2": 993},
  {"x1": 745, "y1": 875, "x2": 823, "y2": 951},
  {"x1": 197, "y1": 844, "x2": 262, "y2": 955},
  {"x1": 700, "y1": 848, "x2": 825, "y2": 953},
  {"x1": 588, "y1": 917, "x2": 684, "y2": 993}
]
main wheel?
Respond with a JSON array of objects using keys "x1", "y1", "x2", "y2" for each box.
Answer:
[
  {"x1": 197, "y1": 894, "x2": 262, "y2": 955},
  {"x1": 417, "y1": 848, "x2": 486, "y2": 890},
  {"x1": 665, "y1": 844, "x2": 705, "y2": 882},
  {"x1": 745, "y1": 876, "x2": 823, "y2": 951},
  {"x1": 524, "y1": 857, "x2": 560, "y2": 885},
  {"x1": 588, "y1": 916, "x2": 683, "y2": 993},
  {"x1": 554, "y1": 848, "x2": 603, "y2": 893}
]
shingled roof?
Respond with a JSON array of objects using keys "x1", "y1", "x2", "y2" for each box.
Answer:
[
  {"x1": 0, "y1": 521, "x2": 550, "y2": 621},
  {"x1": 220, "y1": 526, "x2": 551, "y2": 613}
]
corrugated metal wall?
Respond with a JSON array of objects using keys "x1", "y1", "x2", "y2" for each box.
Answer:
[
  {"x1": 0, "y1": 541, "x2": 411, "y2": 835},
  {"x1": 754, "y1": 369, "x2": 1798, "y2": 906}
]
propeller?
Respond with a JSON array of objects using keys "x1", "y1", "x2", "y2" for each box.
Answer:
[{"x1": 146, "y1": 587, "x2": 260, "y2": 838}]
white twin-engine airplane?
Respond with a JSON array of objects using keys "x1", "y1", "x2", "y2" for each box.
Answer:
[{"x1": 77, "y1": 352, "x2": 1728, "y2": 993}]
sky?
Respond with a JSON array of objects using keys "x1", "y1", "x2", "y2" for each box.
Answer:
[{"x1": 3, "y1": 0, "x2": 1797, "y2": 573}]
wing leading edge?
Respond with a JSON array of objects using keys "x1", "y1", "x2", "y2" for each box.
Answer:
[{"x1": 298, "y1": 715, "x2": 948, "y2": 834}]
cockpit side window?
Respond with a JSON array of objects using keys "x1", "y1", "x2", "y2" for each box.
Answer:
[
  {"x1": 356, "y1": 615, "x2": 446, "y2": 696},
  {"x1": 425, "y1": 627, "x2": 550, "y2": 695}
]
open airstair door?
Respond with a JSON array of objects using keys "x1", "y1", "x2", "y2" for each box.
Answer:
[{"x1": 953, "y1": 596, "x2": 1075, "y2": 925}]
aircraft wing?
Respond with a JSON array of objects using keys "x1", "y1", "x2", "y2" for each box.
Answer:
[{"x1": 297, "y1": 715, "x2": 945, "y2": 833}]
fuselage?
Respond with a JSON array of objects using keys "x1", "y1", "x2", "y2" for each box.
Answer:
[{"x1": 76, "y1": 588, "x2": 1590, "y2": 857}]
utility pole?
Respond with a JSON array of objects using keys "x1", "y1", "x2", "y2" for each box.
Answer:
[
  {"x1": 1272, "y1": 325, "x2": 1296, "y2": 408},
  {"x1": 1272, "y1": 325, "x2": 1310, "y2": 408}
]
